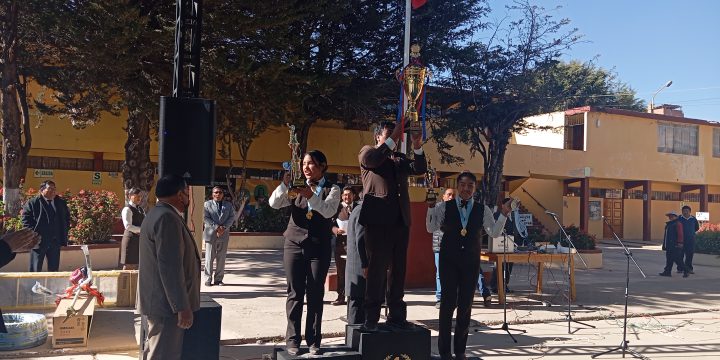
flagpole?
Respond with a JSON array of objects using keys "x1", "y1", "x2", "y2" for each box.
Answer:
[{"x1": 402, "y1": 0, "x2": 411, "y2": 154}]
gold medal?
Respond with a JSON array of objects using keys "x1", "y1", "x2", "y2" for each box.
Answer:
[
  {"x1": 306, "y1": 211, "x2": 313, "y2": 220},
  {"x1": 460, "y1": 228, "x2": 467, "y2": 237}
]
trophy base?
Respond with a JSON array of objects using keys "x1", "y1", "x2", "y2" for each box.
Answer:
[
  {"x1": 288, "y1": 178, "x2": 306, "y2": 199},
  {"x1": 408, "y1": 120, "x2": 422, "y2": 134}
]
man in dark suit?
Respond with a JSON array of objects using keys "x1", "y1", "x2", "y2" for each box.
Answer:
[
  {"x1": 358, "y1": 121, "x2": 426, "y2": 330},
  {"x1": 203, "y1": 186, "x2": 236, "y2": 286},
  {"x1": 345, "y1": 202, "x2": 367, "y2": 324},
  {"x1": 137, "y1": 175, "x2": 201, "y2": 360},
  {"x1": 331, "y1": 186, "x2": 358, "y2": 305},
  {"x1": 21, "y1": 180, "x2": 71, "y2": 272}
]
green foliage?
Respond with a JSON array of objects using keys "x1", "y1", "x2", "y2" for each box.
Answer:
[
  {"x1": 526, "y1": 226, "x2": 548, "y2": 245},
  {"x1": 695, "y1": 230, "x2": 720, "y2": 255},
  {"x1": 65, "y1": 190, "x2": 120, "y2": 245},
  {"x1": 233, "y1": 205, "x2": 289, "y2": 233},
  {"x1": 551, "y1": 225, "x2": 596, "y2": 250}
]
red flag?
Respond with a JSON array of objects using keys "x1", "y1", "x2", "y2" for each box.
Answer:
[{"x1": 412, "y1": 0, "x2": 427, "y2": 10}]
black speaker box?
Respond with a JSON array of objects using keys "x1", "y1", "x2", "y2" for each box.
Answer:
[
  {"x1": 182, "y1": 295, "x2": 222, "y2": 360},
  {"x1": 159, "y1": 96, "x2": 216, "y2": 186}
]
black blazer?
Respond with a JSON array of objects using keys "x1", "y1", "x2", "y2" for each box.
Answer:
[{"x1": 21, "y1": 195, "x2": 70, "y2": 247}]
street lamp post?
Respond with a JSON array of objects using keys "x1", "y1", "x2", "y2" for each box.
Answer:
[{"x1": 650, "y1": 80, "x2": 673, "y2": 114}]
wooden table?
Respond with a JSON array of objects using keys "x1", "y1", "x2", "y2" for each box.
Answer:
[{"x1": 480, "y1": 251, "x2": 575, "y2": 305}]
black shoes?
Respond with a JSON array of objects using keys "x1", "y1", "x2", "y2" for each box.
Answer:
[
  {"x1": 435, "y1": 301, "x2": 441, "y2": 309},
  {"x1": 683, "y1": 271, "x2": 689, "y2": 278},
  {"x1": 483, "y1": 295, "x2": 492, "y2": 308},
  {"x1": 331, "y1": 298, "x2": 347, "y2": 306},
  {"x1": 204, "y1": 280, "x2": 213, "y2": 286},
  {"x1": 659, "y1": 272, "x2": 671, "y2": 277},
  {"x1": 387, "y1": 319, "x2": 414, "y2": 330}
]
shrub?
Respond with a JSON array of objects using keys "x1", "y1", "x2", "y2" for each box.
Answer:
[
  {"x1": 526, "y1": 226, "x2": 548, "y2": 244},
  {"x1": 233, "y1": 204, "x2": 289, "y2": 233},
  {"x1": 695, "y1": 230, "x2": 720, "y2": 255},
  {"x1": 551, "y1": 224, "x2": 596, "y2": 250},
  {"x1": 65, "y1": 190, "x2": 120, "y2": 244}
]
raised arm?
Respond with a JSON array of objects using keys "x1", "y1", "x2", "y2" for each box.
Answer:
[
  {"x1": 269, "y1": 182, "x2": 291, "y2": 209},
  {"x1": 359, "y1": 143, "x2": 393, "y2": 169}
]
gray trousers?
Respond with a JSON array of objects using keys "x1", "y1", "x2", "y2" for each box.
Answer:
[
  {"x1": 204, "y1": 240, "x2": 228, "y2": 283},
  {"x1": 142, "y1": 315, "x2": 184, "y2": 360}
]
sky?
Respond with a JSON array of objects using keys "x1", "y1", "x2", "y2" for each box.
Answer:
[{"x1": 485, "y1": 0, "x2": 720, "y2": 121}]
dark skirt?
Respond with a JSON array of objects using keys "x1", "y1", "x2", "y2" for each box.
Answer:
[{"x1": 121, "y1": 231, "x2": 140, "y2": 265}]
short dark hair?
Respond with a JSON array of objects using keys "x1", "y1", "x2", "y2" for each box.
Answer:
[
  {"x1": 155, "y1": 175, "x2": 187, "y2": 198},
  {"x1": 212, "y1": 185, "x2": 225, "y2": 194},
  {"x1": 682, "y1": 205, "x2": 691, "y2": 211},
  {"x1": 304, "y1": 150, "x2": 328, "y2": 173},
  {"x1": 127, "y1": 187, "x2": 142, "y2": 196},
  {"x1": 456, "y1": 172, "x2": 477, "y2": 183},
  {"x1": 375, "y1": 121, "x2": 395, "y2": 135},
  {"x1": 502, "y1": 197, "x2": 512, "y2": 205},
  {"x1": 39, "y1": 180, "x2": 56, "y2": 191},
  {"x1": 342, "y1": 186, "x2": 357, "y2": 195}
]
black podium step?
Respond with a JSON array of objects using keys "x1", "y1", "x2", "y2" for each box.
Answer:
[
  {"x1": 346, "y1": 323, "x2": 431, "y2": 360},
  {"x1": 275, "y1": 346, "x2": 362, "y2": 360}
]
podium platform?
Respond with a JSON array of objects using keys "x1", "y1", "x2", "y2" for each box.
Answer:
[{"x1": 276, "y1": 322, "x2": 430, "y2": 360}]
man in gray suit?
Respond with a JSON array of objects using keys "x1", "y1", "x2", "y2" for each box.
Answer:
[
  {"x1": 138, "y1": 175, "x2": 200, "y2": 360},
  {"x1": 203, "y1": 186, "x2": 236, "y2": 286},
  {"x1": 345, "y1": 202, "x2": 367, "y2": 324}
]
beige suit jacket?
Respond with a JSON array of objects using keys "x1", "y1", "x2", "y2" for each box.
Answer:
[{"x1": 137, "y1": 202, "x2": 201, "y2": 317}]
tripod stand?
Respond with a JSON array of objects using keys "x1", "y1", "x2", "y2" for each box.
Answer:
[
  {"x1": 546, "y1": 211, "x2": 594, "y2": 334},
  {"x1": 486, "y1": 229, "x2": 526, "y2": 342},
  {"x1": 592, "y1": 216, "x2": 647, "y2": 359}
]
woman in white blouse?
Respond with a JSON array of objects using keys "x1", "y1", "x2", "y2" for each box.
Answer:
[{"x1": 120, "y1": 188, "x2": 145, "y2": 270}]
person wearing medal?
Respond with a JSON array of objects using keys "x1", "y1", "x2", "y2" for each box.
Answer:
[
  {"x1": 269, "y1": 150, "x2": 341, "y2": 356},
  {"x1": 426, "y1": 172, "x2": 514, "y2": 360}
]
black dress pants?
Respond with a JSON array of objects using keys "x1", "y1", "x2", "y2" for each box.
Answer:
[
  {"x1": 347, "y1": 298, "x2": 365, "y2": 325},
  {"x1": 664, "y1": 246, "x2": 685, "y2": 273},
  {"x1": 683, "y1": 238, "x2": 695, "y2": 271},
  {"x1": 438, "y1": 248, "x2": 479, "y2": 358},
  {"x1": 334, "y1": 235, "x2": 347, "y2": 298},
  {"x1": 30, "y1": 244, "x2": 61, "y2": 272},
  {"x1": 363, "y1": 223, "x2": 409, "y2": 325},
  {"x1": 283, "y1": 237, "x2": 331, "y2": 348}
]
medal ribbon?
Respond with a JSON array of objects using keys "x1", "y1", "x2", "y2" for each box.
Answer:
[{"x1": 456, "y1": 197, "x2": 473, "y2": 231}]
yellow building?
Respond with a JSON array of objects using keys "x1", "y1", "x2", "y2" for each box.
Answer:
[{"x1": 6, "y1": 104, "x2": 720, "y2": 241}]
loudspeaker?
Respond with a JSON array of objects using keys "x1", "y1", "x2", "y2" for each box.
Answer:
[{"x1": 159, "y1": 96, "x2": 216, "y2": 186}]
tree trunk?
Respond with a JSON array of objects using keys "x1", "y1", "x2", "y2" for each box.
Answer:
[
  {"x1": 1, "y1": 0, "x2": 32, "y2": 217},
  {"x1": 484, "y1": 131, "x2": 510, "y2": 208},
  {"x1": 298, "y1": 118, "x2": 315, "y2": 154},
  {"x1": 122, "y1": 111, "x2": 154, "y2": 200}
]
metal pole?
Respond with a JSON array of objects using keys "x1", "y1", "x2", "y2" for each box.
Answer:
[{"x1": 402, "y1": 0, "x2": 411, "y2": 154}]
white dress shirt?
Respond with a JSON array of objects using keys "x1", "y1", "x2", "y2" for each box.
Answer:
[
  {"x1": 269, "y1": 179, "x2": 342, "y2": 219},
  {"x1": 122, "y1": 204, "x2": 142, "y2": 234},
  {"x1": 426, "y1": 200, "x2": 507, "y2": 238}
]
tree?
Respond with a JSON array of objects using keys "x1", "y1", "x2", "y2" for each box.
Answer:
[
  {"x1": 431, "y1": 1, "x2": 586, "y2": 206},
  {"x1": 31, "y1": 1, "x2": 175, "y2": 197}
]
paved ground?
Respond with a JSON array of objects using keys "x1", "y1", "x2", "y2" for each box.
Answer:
[{"x1": 4, "y1": 240, "x2": 720, "y2": 359}]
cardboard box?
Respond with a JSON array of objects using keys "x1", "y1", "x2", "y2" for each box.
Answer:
[
  {"x1": 52, "y1": 296, "x2": 96, "y2": 348},
  {"x1": 116, "y1": 270, "x2": 138, "y2": 307}
]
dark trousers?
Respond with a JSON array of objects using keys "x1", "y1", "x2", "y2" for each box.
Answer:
[
  {"x1": 682, "y1": 239, "x2": 695, "y2": 271},
  {"x1": 363, "y1": 223, "x2": 409, "y2": 325},
  {"x1": 664, "y1": 246, "x2": 685, "y2": 273},
  {"x1": 334, "y1": 235, "x2": 347, "y2": 298},
  {"x1": 490, "y1": 262, "x2": 514, "y2": 291},
  {"x1": 283, "y1": 238, "x2": 331, "y2": 348},
  {"x1": 438, "y1": 249, "x2": 479, "y2": 358},
  {"x1": 347, "y1": 298, "x2": 365, "y2": 325},
  {"x1": 30, "y1": 244, "x2": 61, "y2": 272}
]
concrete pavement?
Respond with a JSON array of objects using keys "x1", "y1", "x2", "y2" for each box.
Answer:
[{"x1": 3, "y1": 241, "x2": 720, "y2": 359}]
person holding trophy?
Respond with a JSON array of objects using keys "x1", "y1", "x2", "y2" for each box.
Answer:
[
  {"x1": 358, "y1": 121, "x2": 427, "y2": 331},
  {"x1": 269, "y1": 127, "x2": 341, "y2": 356}
]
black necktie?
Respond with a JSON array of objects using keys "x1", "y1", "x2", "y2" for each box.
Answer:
[
  {"x1": 46, "y1": 199, "x2": 56, "y2": 217},
  {"x1": 217, "y1": 201, "x2": 223, "y2": 212},
  {"x1": 460, "y1": 199, "x2": 469, "y2": 208}
]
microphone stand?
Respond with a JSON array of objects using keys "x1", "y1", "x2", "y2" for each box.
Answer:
[
  {"x1": 486, "y1": 228, "x2": 526, "y2": 342},
  {"x1": 592, "y1": 216, "x2": 647, "y2": 359},
  {"x1": 546, "y1": 211, "x2": 594, "y2": 334}
]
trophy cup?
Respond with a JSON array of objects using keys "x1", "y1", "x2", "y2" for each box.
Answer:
[
  {"x1": 286, "y1": 124, "x2": 306, "y2": 199},
  {"x1": 425, "y1": 161, "x2": 438, "y2": 203},
  {"x1": 397, "y1": 44, "x2": 430, "y2": 134}
]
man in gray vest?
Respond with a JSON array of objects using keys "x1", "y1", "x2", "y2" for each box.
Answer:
[{"x1": 203, "y1": 186, "x2": 236, "y2": 286}]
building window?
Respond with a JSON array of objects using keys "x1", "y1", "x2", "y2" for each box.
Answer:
[
  {"x1": 714, "y1": 128, "x2": 720, "y2": 157},
  {"x1": 563, "y1": 115, "x2": 584, "y2": 150},
  {"x1": 657, "y1": 121, "x2": 698, "y2": 155}
]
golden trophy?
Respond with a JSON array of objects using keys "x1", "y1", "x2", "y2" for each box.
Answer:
[
  {"x1": 425, "y1": 160, "x2": 438, "y2": 203},
  {"x1": 397, "y1": 44, "x2": 430, "y2": 133},
  {"x1": 286, "y1": 124, "x2": 306, "y2": 199}
]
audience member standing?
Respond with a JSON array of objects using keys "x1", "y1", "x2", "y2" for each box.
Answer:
[
  {"x1": 331, "y1": 186, "x2": 358, "y2": 305},
  {"x1": 203, "y1": 186, "x2": 236, "y2": 286},
  {"x1": 426, "y1": 188, "x2": 456, "y2": 309},
  {"x1": 659, "y1": 210, "x2": 687, "y2": 278},
  {"x1": 121, "y1": 188, "x2": 145, "y2": 270},
  {"x1": 678, "y1": 205, "x2": 699, "y2": 274},
  {"x1": 21, "y1": 180, "x2": 70, "y2": 272}
]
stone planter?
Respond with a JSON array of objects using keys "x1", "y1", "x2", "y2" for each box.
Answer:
[
  {"x1": 2, "y1": 242, "x2": 120, "y2": 272},
  {"x1": 692, "y1": 252, "x2": 720, "y2": 267},
  {"x1": 574, "y1": 248, "x2": 603, "y2": 269},
  {"x1": 225, "y1": 232, "x2": 284, "y2": 249}
]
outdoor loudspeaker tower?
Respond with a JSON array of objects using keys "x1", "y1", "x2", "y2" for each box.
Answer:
[{"x1": 159, "y1": 96, "x2": 216, "y2": 186}]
